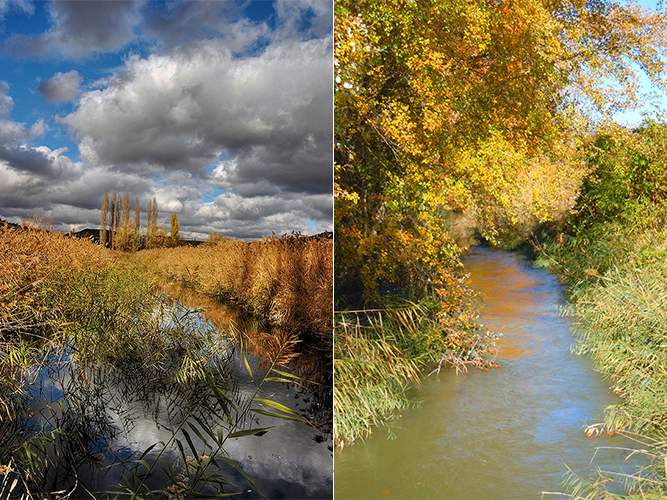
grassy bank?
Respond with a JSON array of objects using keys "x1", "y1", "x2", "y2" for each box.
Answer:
[
  {"x1": 535, "y1": 122, "x2": 667, "y2": 497},
  {"x1": 133, "y1": 233, "x2": 332, "y2": 337}
]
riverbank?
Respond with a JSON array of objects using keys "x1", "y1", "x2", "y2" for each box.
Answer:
[
  {"x1": 533, "y1": 123, "x2": 667, "y2": 497},
  {"x1": 335, "y1": 248, "x2": 644, "y2": 499},
  {"x1": 334, "y1": 274, "x2": 497, "y2": 449}
]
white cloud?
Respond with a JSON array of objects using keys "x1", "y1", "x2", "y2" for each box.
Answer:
[
  {"x1": 0, "y1": 0, "x2": 33, "y2": 20},
  {"x1": 0, "y1": 161, "x2": 40, "y2": 193},
  {"x1": 3, "y1": 0, "x2": 144, "y2": 59},
  {"x1": 28, "y1": 118, "x2": 48, "y2": 140},
  {"x1": 59, "y1": 37, "x2": 332, "y2": 190},
  {"x1": 0, "y1": 2, "x2": 332, "y2": 239}
]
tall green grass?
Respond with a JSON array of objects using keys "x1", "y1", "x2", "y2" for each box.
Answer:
[
  {"x1": 533, "y1": 122, "x2": 667, "y2": 498},
  {"x1": 334, "y1": 301, "x2": 493, "y2": 448}
]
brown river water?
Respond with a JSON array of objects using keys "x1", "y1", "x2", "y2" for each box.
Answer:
[{"x1": 334, "y1": 247, "x2": 644, "y2": 499}]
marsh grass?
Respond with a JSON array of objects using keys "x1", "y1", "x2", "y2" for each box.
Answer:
[
  {"x1": 0, "y1": 221, "x2": 318, "y2": 499},
  {"x1": 334, "y1": 301, "x2": 492, "y2": 448},
  {"x1": 536, "y1": 203, "x2": 667, "y2": 497},
  {"x1": 133, "y1": 233, "x2": 333, "y2": 338}
]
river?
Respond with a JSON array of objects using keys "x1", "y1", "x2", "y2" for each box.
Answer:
[{"x1": 334, "y1": 247, "x2": 643, "y2": 499}]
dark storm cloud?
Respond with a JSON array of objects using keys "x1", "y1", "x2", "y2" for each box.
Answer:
[
  {"x1": 0, "y1": 144, "x2": 54, "y2": 176},
  {"x1": 144, "y1": 1, "x2": 269, "y2": 52},
  {"x1": 38, "y1": 70, "x2": 82, "y2": 102},
  {"x1": 3, "y1": 0, "x2": 142, "y2": 58}
]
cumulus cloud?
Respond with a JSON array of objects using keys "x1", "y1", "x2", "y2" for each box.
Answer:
[
  {"x1": 3, "y1": 0, "x2": 143, "y2": 59},
  {"x1": 59, "y1": 37, "x2": 332, "y2": 193},
  {"x1": 145, "y1": 1, "x2": 270, "y2": 53},
  {"x1": 38, "y1": 70, "x2": 82, "y2": 102},
  {"x1": 0, "y1": 1, "x2": 332, "y2": 239},
  {"x1": 0, "y1": 82, "x2": 58, "y2": 176},
  {"x1": 0, "y1": 0, "x2": 33, "y2": 20},
  {"x1": 273, "y1": 0, "x2": 333, "y2": 41}
]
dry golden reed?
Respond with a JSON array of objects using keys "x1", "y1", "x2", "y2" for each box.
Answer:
[
  {"x1": 0, "y1": 220, "x2": 112, "y2": 338},
  {"x1": 134, "y1": 233, "x2": 333, "y2": 338}
]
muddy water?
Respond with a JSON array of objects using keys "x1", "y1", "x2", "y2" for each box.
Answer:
[{"x1": 334, "y1": 248, "x2": 642, "y2": 499}]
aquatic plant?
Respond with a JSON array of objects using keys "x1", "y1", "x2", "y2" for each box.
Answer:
[
  {"x1": 334, "y1": 300, "x2": 492, "y2": 449},
  {"x1": 0, "y1": 219, "x2": 320, "y2": 499}
]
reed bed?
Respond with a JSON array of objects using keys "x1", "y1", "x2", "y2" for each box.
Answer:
[
  {"x1": 133, "y1": 233, "x2": 333, "y2": 345},
  {"x1": 334, "y1": 301, "x2": 493, "y2": 449},
  {"x1": 0, "y1": 221, "x2": 315, "y2": 498},
  {"x1": 536, "y1": 206, "x2": 667, "y2": 497}
]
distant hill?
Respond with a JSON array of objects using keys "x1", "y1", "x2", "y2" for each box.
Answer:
[
  {"x1": 70, "y1": 228, "x2": 100, "y2": 242},
  {"x1": 0, "y1": 218, "x2": 22, "y2": 231}
]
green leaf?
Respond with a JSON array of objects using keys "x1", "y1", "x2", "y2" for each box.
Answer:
[
  {"x1": 254, "y1": 398, "x2": 301, "y2": 416},
  {"x1": 243, "y1": 355, "x2": 253, "y2": 380},
  {"x1": 250, "y1": 408, "x2": 306, "y2": 423},
  {"x1": 187, "y1": 421, "x2": 213, "y2": 450},
  {"x1": 217, "y1": 456, "x2": 265, "y2": 499},
  {"x1": 192, "y1": 414, "x2": 217, "y2": 442},
  {"x1": 181, "y1": 428, "x2": 199, "y2": 462},
  {"x1": 227, "y1": 426, "x2": 275, "y2": 439},
  {"x1": 269, "y1": 368, "x2": 301, "y2": 380},
  {"x1": 263, "y1": 376, "x2": 302, "y2": 384}
]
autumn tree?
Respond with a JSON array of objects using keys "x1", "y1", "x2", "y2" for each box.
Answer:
[
  {"x1": 100, "y1": 190, "x2": 108, "y2": 248},
  {"x1": 131, "y1": 197, "x2": 141, "y2": 251},
  {"x1": 146, "y1": 197, "x2": 161, "y2": 248},
  {"x1": 170, "y1": 214, "x2": 180, "y2": 246},
  {"x1": 110, "y1": 192, "x2": 117, "y2": 250},
  {"x1": 334, "y1": 0, "x2": 667, "y2": 305},
  {"x1": 146, "y1": 198, "x2": 153, "y2": 248}
]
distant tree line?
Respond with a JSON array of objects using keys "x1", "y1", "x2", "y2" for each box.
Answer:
[{"x1": 100, "y1": 190, "x2": 180, "y2": 251}]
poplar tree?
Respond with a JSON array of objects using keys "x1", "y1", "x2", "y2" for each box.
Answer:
[
  {"x1": 114, "y1": 194, "x2": 121, "y2": 245},
  {"x1": 110, "y1": 192, "x2": 117, "y2": 250},
  {"x1": 152, "y1": 197, "x2": 159, "y2": 247},
  {"x1": 116, "y1": 193, "x2": 130, "y2": 251},
  {"x1": 134, "y1": 197, "x2": 140, "y2": 232},
  {"x1": 170, "y1": 214, "x2": 180, "y2": 245},
  {"x1": 133, "y1": 197, "x2": 141, "y2": 251},
  {"x1": 146, "y1": 199, "x2": 153, "y2": 248},
  {"x1": 100, "y1": 190, "x2": 108, "y2": 248}
]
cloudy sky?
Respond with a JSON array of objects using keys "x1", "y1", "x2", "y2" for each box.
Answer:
[{"x1": 0, "y1": 0, "x2": 332, "y2": 240}]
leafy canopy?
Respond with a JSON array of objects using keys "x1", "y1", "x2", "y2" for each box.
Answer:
[{"x1": 335, "y1": 0, "x2": 667, "y2": 305}]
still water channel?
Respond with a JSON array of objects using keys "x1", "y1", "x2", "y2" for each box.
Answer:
[
  {"x1": 18, "y1": 295, "x2": 333, "y2": 499},
  {"x1": 335, "y1": 248, "x2": 643, "y2": 499}
]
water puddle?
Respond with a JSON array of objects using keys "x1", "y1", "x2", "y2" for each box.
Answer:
[{"x1": 334, "y1": 248, "x2": 644, "y2": 499}]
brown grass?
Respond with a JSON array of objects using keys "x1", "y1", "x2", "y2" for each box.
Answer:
[
  {"x1": 133, "y1": 233, "x2": 333, "y2": 338},
  {"x1": 0, "y1": 220, "x2": 112, "y2": 339}
]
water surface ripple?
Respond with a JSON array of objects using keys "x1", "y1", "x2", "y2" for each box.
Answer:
[{"x1": 334, "y1": 248, "x2": 640, "y2": 499}]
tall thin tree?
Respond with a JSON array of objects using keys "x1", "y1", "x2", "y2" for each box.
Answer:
[
  {"x1": 100, "y1": 190, "x2": 108, "y2": 248},
  {"x1": 134, "y1": 197, "x2": 140, "y2": 232},
  {"x1": 129, "y1": 197, "x2": 139, "y2": 251},
  {"x1": 152, "y1": 197, "x2": 159, "y2": 248},
  {"x1": 110, "y1": 191, "x2": 117, "y2": 250},
  {"x1": 122, "y1": 194, "x2": 130, "y2": 231},
  {"x1": 146, "y1": 198, "x2": 153, "y2": 248}
]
